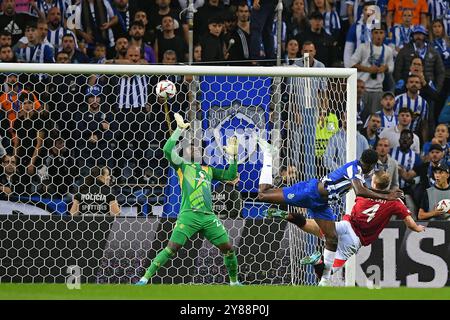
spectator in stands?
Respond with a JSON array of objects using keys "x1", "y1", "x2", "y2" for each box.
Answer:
[
  {"x1": 285, "y1": 0, "x2": 309, "y2": 39},
  {"x1": 0, "y1": 0, "x2": 37, "y2": 45},
  {"x1": 134, "y1": 10, "x2": 155, "y2": 46},
  {"x1": 35, "y1": 0, "x2": 69, "y2": 21},
  {"x1": 193, "y1": 43, "x2": 202, "y2": 63},
  {"x1": 90, "y1": 42, "x2": 107, "y2": 63},
  {"x1": 422, "y1": 124, "x2": 450, "y2": 164},
  {"x1": 0, "y1": 73, "x2": 41, "y2": 134},
  {"x1": 388, "y1": 8, "x2": 413, "y2": 57},
  {"x1": 416, "y1": 143, "x2": 445, "y2": 192},
  {"x1": 0, "y1": 45, "x2": 17, "y2": 62},
  {"x1": 418, "y1": 161, "x2": 450, "y2": 220},
  {"x1": 35, "y1": 132, "x2": 77, "y2": 199},
  {"x1": 379, "y1": 107, "x2": 421, "y2": 153},
  {"x1": 74, "y1": 0, "x2": 118, "y2": 58},
  {"x1": 0, "y1": 30, "x2": 12, "y2": 47},
  {"x1": 74, "y1": 85, "x2": 116, "y2": 176},
  {"x1": 372, "y1": 137, "x2": 399, "y2": 191},
  {"x1": 283, "y1": 38, "x2": 300, "y2": 65},
  {"x1": 112, "y1": 0, "x2": 131, "y2": 39},
  {"x1": 395, "y1": 56, "x2": 439, "y2": 108},
  {"x1": 394, "y1": 74, "x2": 430, "y2": 142},
  {"x1": 323, "y1": 115, "x2": 369, "y2": 170},
  {"x1": 111, "y1": 36, "x2": 128, "y2": 61},
  {"x1": 154, "y1": 15, "x2": 186, "y2": 63},
  {"x1": 12, "y1": 92, "x2": 48, "y2": 193},
  {"x1": 47, "y1": 7, "x2": 78, "y2": 52},
  {"x1": 60, "y1": 33, "x2": 89, "y2": 63},
  {"x1": 430, "y1": 19, "x2": 450, "y2": 123},
  {"x1": 200, "y1": 16, "x2": 226, "y2": 63},
  {"x1": 344, "y1": 1, "x2": 377, "y2": 68},
  {"x1": 129, "y1": 20, "x2": 156, "y2": 64},
  {"x1": 194, "y1": 0, "x2": 226, "y2": 36},
  {"x1": 315, "y1": 102, "x2": 339, "y2": 177},
  {"x1": 295, "y1": 11, "x2": 337, "y2": 67},
  {"x1": 356, "y1": 79, "x2": 367, "y2": 130},
  {"x1": 427, "y1": 0, "x2": 449, "y2": 25},
  {"x1": 394, "y1": 25, "x2": 445, "y2": 101},
  {"x1": 70, "y1": 166, "x2": 120, "y2": 216},
  {"x1": 248, "y1": 0, "x2": 277, "y2": 64},
  {"x1": 310, "y1": 0, "x2": 341, "y2": 42},
  {"x1": 391, "y1": 128, "x2": 422, "y2": 213},
  {"x1": 16, "y1": 20, "x2": 55, "y2": 63},
  {"x1": 349, "y1": 25, "x2": 395, "y2": 114},
  {"x1": 360, "y1": 113, "x2": 381, "y2": 149},
  {"x1": 0, "y1": 154, "x2": 23, "y2": 199},
  {"x1": 376, "y1": 91, "x2": 397, "y2": 131},
  {"x1": 386, "y1": 0, "x2": 428, "y2": 30},
  {"x1": 150, "y1": 0, "x2": 188, "y2": 43},
  {"x1": 226, "y1": 2, "x2": 251, "y2": 66}
]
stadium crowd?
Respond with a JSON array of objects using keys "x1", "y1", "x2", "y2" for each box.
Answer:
[{"x1": 0, "y1": 0, "x2": 449, "y2": 219}]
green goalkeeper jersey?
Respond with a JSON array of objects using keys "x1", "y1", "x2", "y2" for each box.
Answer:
[{"x1": 163, "y1": 128, "x2": 238, "y2": 215}]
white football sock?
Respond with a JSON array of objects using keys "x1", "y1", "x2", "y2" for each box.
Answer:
[
  {"x1": 259, "y1": 151, "x2": 273, "y2": 185},
  {"x1": 321, "y1": 249, "x2": 336, "y2": 280}
]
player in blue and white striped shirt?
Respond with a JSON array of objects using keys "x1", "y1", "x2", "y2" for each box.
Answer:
[
  {"x1": 394, "y1": 74, "x2": 429, "y2": 141},
  {"x1": 257, "y1": 137, "x2": 403, "y2": 286}
]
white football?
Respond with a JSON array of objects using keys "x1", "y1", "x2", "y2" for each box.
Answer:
[
  {"x1": 437, "y1": 199, "x2": 450, "y2": 213},
  {"x1": 155, "y1": 80, "x2": 177, "y2": 100}
]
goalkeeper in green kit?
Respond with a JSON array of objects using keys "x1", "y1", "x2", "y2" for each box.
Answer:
[{"x1": 136, "y1": 113, "x2": 242, "y2": 286}]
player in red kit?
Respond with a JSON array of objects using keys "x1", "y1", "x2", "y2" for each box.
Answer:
[{"x1": 266, "y1": 171, "x2": 425, "y2": 285}]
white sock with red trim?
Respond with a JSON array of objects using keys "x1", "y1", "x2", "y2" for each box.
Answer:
[{"x1": 321, "y1": 249, "x2": 336, "y2": 280}]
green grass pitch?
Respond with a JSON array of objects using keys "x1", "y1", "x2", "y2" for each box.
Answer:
[{"x1": 1, "y1": 284, "x2": 450, "y2": 300}]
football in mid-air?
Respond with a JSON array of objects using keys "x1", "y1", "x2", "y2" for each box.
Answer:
[
  {"x1": 156, "y1": 80, "x2": 177, "y2": 100},
  {"x1": 437, "y1": 199, "x2": 450, "y2": 213}
]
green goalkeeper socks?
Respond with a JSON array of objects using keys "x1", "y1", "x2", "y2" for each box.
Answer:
[
  {"x1": 223, "y1": 250, "x2": 238, "y2": 283},
  {"x1": 143, "y1": 247, "x2": 175, "y2": 280}
]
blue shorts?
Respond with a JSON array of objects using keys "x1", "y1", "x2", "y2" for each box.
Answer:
[{"x1": 282, "y1": 178, "x2": 335, "y2": 221}]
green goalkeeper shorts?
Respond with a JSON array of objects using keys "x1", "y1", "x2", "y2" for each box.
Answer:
[{"x1": 169, "y1": 210, "x2": 230, "y2": 246}]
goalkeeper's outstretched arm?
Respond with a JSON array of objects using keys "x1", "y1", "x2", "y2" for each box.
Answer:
[{"x1": 162, "y1": 113, "x2": 190, "y2": 169}]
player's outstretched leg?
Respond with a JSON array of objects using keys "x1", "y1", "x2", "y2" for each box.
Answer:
[
  {"x1": 256, "y1": 136, "x2": 285, "y2": 203},
  {"x1": 313, "y1": 219, "x2": 337, "y2": 287},
  {"x1": 217, "y1": 242, "x2": 241, "y2": 286},
  {"x1": 136, "y1": 241, "x2": 181, "y2": 285},
  {"x1": 264, "y1": 209, "x2": 323, "y2": 238},
  {"x1": 300, "y1": 251, "x2": 325, "y2": 280}
]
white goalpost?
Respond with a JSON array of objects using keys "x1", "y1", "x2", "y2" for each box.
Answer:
[{"x1": 0, "y1": 63, "x2": 357, "y2": 286}]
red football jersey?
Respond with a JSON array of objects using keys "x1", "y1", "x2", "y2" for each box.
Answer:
[{"x1": 348, "y1": 197, "x2": 411, "y2": 246}]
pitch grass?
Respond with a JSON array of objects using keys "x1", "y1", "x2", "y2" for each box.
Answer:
[{"x1": 0, "y1": 284, "x2": 450, "y2": 300}]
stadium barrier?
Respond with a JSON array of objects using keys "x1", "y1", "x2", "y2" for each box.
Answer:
[{"x1": 1, "y1": 215, "x2": 449, "y2": 287}]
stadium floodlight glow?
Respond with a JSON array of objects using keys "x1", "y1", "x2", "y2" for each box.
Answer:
[{"x1": 0, "y1": 63, "x2": 357, "y2": 286}]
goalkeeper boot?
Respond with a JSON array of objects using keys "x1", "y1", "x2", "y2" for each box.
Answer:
[
  {"x1": 256, "y1": 134, "x2": 278, "y2": 156},
  {"x1": 135, "y1": 277, "x2": 149, "y2": 286},
  {"x1": 230, "y1": 280, "x2": 244, "y2": 286},
  {"x1": 300, "y1": 250, "x2": 322, "y2": 266},
  {"x1": 318, "y1": 277, "x2": 332, "y2": 287},
  {"x1": 264, "y1": 208, "x2": 288, "y2": 219}
]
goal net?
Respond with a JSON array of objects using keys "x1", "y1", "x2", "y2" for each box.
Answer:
[{"x1": 0, "y1": 63, "x2": 357, "y2": 285}]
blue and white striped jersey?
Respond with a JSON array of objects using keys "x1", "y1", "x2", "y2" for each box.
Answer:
[
  {"x1": 118, "y1": 75, "x2": 150, "y2": 109},
  {"x1": 16, "y1": 43, "x2": 55, "y2": 63},
  {"x1": 36, "y1": 0, "x2": 70, "y2": 19},
  {"x1": 47, "y1": 27, "x2": 78, "y2": 51},
  {"x1": 394, "y1": 93, "x2": 429, "y2": 133},
  {"x1": 376, "y1": 110, "x2": 398, "y2": 129},
  {"x1": 323, "y1": 10, "x2": 341, "y2": 37},
  {"x1": 390, "y1": 147, "x2": 422, "y2": 189},
  {"x1": 321, "y1": 160, "x2": 366, "y2": 202}
]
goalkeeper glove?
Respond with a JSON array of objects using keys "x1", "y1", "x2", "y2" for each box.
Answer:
[
  {"x1": 174, "y1": 112, "x2": 190, "y2": 130},
  {"x1": 225, "y1": 136, "x2": 238, "y2": 159}
]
